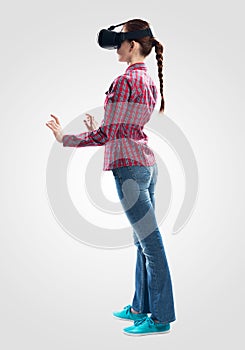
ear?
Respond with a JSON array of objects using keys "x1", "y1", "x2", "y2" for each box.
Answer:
[{"x1": 130, "y1": 41, "x2": 135, "y2": 48}]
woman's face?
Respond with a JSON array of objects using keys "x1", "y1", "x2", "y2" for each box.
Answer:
[
  {"x1": 116, "y1": 40, "x2": 132, "y2": 62},
  {"x1": 116, "y1": 26, "x2": 133, "y2": 63}
]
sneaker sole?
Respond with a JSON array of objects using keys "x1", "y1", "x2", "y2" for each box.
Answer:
[
  {"x1": 112, "y1": 315, "x2": 134, "y2": 322},
  {"x1": 123, "y1": 330, "x2": 171, "y2": 336}
]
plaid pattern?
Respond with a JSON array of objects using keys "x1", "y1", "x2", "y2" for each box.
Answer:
[{"x1": 62, "y1": 62, "x2": 158, "y2": 171}]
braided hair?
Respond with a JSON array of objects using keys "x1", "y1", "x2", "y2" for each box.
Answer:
[{"x1": 124, "y1": 18, "x2": 165, "y2": 113}]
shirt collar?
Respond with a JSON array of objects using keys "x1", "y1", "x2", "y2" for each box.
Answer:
[{"x1": 125, "y1": 62, "x2": 147, "y2": 73}]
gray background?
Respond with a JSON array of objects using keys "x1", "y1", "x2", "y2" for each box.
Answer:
[{"x1": 0, "y1": 0, "x2": 244, "y2": 349}]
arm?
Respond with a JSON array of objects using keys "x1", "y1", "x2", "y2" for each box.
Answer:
[{"x1": 62, "y1": 75, "x2": 131, "y2": 147}]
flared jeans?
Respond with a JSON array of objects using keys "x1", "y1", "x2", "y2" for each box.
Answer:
[{"x1": 112, "y1": 163, "x2": 176, "y2": 324}]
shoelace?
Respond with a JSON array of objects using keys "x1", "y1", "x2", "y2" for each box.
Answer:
[
  {"x1": 124, "y1": 305, "x2": 131, "y2": 315},
  {"x1": 124, "y1": 305, "x2": 149, "y2": 321},
  {"x1": 134, "y1": 316, "x2": 154, "y2": 327}
]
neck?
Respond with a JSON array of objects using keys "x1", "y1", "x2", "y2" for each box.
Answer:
[{"x1": 127, "y1": 57, "x2": 145, "y2": 66}]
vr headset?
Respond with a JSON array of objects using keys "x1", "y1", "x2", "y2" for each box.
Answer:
[{"x1": 97, "y1": 21, "x2": 154, "y2": 50}]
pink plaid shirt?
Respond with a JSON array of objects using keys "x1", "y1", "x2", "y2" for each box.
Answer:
[{"x1": 62, "y1": 62, "x2": 158, "y2": 171}]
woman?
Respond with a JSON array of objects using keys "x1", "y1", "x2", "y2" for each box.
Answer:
[{"x1": 46, "y1": 18, "x2": 176, "y2": 336}]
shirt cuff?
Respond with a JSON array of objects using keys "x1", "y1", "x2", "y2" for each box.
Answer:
[{"x1": 62, "y1": 135, "x2": 73, "y2": 147}]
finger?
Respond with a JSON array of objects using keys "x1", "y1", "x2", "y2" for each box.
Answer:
[
  {"x1": 50, "y1": 114, "x2": 61, "y2": 125},
  {"x1": 46, "y1": 121, "x2": 54, "y2": 126},
  {"x1": 46, "y1": 123, "x2": 55, "y2": 131},
  {"x1": 85, "y1": 116, "x2": 92, "y2": 123},
  {"x1": 46, "y1": 121, "x2": 56, "y2": 128},
  {"x1": 86, "y1": 114, "x2": 94, "y2": 123},
  {"x1": 47, "y1": 119, "x2": 57, "y2": 125},
  {"x1": 46, "y1": 122, "x2": 57, "y2": 129},
  {"x1": 46, "y1": 121, "x2": 58, "y2": 130},
  {"x1": 85, "y1": 113, "x2": 93, "y2": 119}
]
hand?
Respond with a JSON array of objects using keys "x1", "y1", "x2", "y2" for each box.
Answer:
[
  {"x1": 46, "y1": 114, "x2": 64, "y2": 143},
  {"x1": 83, "y1": 113, "x2": 99, "y2": 131}
]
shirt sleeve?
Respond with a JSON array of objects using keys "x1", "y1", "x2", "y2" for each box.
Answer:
[{"x1": 62, "y1": 75, "x2": 131, "y2": 147}]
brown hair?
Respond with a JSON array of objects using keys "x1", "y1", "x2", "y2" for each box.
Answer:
[{"x1": 123, "y1": 18, "x2": 164, "y2": 113}]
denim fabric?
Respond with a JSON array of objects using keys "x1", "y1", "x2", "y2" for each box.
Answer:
[{"x1": 112, "y1": 163, "x2": 176, "y2": 324}]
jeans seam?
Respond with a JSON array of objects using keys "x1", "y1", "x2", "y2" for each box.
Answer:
[{"x1": 138, "y1": 253, "x2": 145, "y2": 313}]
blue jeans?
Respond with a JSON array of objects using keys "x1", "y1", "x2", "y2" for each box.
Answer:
[{"x1": 111, "y1": 163, "x2": 176, "y2": 324}]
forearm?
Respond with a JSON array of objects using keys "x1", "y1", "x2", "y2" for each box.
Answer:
[
  {"x1": 62, "y1": 77, "x2": 130, "y2": 148},
  {"x1": 62, "y1": 126, "x2": 110, "y2": 147}
]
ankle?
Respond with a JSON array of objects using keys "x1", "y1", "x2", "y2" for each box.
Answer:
[{"x1": 130, "y1": 307, "x2": 140, "y2": 314}]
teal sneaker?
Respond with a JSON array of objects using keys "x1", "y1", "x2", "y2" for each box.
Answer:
[
  {"x1": 112, "y1": 305, "x2": 148, "y2": 322},
  {"x1": 123, "y1": 316, "x2": 171, "y2": 336}
]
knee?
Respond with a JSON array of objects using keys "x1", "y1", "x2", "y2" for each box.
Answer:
[{"x1": 134, "y1": 240, "x2": 142, "y2": 251}]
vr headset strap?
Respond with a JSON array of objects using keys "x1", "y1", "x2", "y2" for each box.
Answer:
[
  {"x1": 108, "y1": 22, "x2": 127, "y2": 30},
  {"x1": 107, "y1": 22, "x2": 154, "y2": 39},
  {"x1": 121, "y1": 28, "x2": 154, "y2": 40}
]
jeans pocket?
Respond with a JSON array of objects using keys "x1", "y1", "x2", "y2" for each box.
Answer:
[{"x1": 128, "y1": 165, "x2": 152, "y2": 183}]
